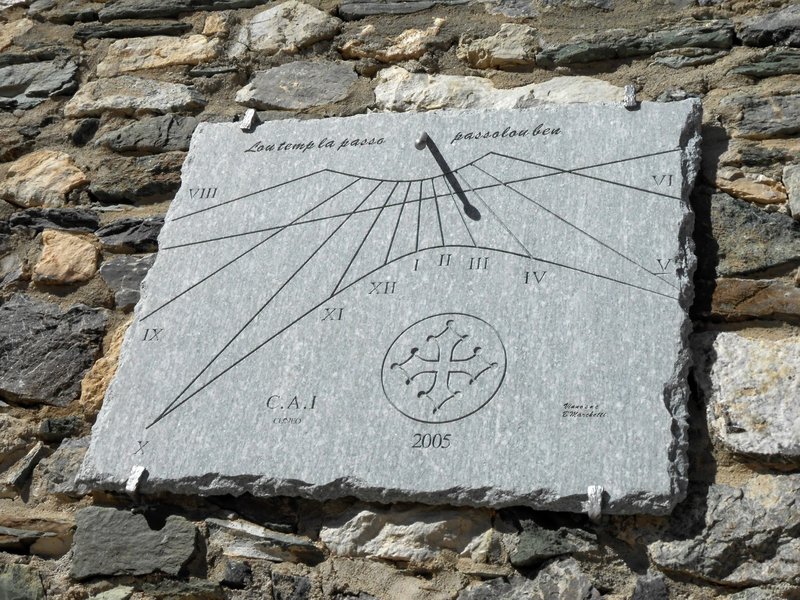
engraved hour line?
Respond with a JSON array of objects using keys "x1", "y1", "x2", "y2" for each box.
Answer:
[
  {"x1": 153, "y1": 180, "x2": 386, "y2": 422},
  {"x1": 164, "y1": 147, "x2": 683, "y2": 248},
  {"x1": 140, "y1": 177, "x2": 362, "y2": 321},
  {"x1": 170, "y1": 147, "x2": 682, "y2": 225},
  {"x1": 331, "y1": 181, "x2": 398, "y2": 297},
  {"x1": 145, "y1": 244, "x2": 530, "y2": 428},
  {"x1": 415, "y1": 180, "x2": 422, "y2": 253},
  {"x1": 431, "y1": 177, "x2": 446, "y2": 247},
  {"x1": 441, "y1": 175, "x2": 477, "y2": 247},
  {"x1": 455, "y1": 169, "x2": 531, "y2": 258},
  {"x1": 385, "y1": 181, "x2": 413, "y2": 265},
  {"x1": 470, "y1": 163, "x2": 679, "y2": 292},
  {"x1": 485, "y1": 151, "x2": 682, "y2": 201},
  {"x1": 146, "y1": 241, "x2": 677, "y2": 428}
]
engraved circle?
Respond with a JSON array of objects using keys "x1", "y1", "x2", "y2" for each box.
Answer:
[{"x1": 381, "y1": 313, "x2": 507, "y2": 424}]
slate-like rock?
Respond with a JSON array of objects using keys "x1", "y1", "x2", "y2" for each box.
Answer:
[
  {"x1": 33, "y1": 229, "x2": 99, "y2": 285},
  {"x1": 97, "y1": 34, "x2": 220, "y2": 77},
  {"x1": 339, "y1": 0, "x2": 465, "y2": 19},
  {"x1": 0, "y1": 57, "x2": 77, "y2": 109},
  {"x1": 715, "y1": 167, "x2": 787, "y2": 205},
  {"x1": 26, "y1": 0, "x2": 102, "y2": 24},
  {"x1": 0, "y1": 564, "x2": 45, "y2": 600},
  {"x1": 207, "y1": 517, "x2": 324, "y2": 564},
  {"x1": 738, "y1": 5, "x2": 800, "y2": 48},
  {"x1": 70, "y1": 118, "x2": 101, "y2": 146},
  {"x1": 64, "y1": 76, "x2": 206, "y2": 118},
  {"x1": 37, "y1": 415, "x2": 83, "y2": 443},
  {"x1": 457, "y1": 23, "x2": 538, "y2": 70},
  {"x1": 10, "y1": 208, "x2": 100, "y2": 232},
  {"x1": 730, "y1": 48, "x2": 800, "y2": 78},
  {"x1": 651, "y1": 47, "x2": 727, "y2": 69},
  {"x1": 719, "y1": 93, "x2": 800, "y2": 140},
  {"x1": 96, "y1": 115, "x2": 198, "y2": 154},
  {"x1": 709, "y1": 193, "x2": 800, "y2": 276},
  {"x1": 509, "y1": 521, "x2": 595, "y2": 568},
  {"x1": 0, "y1": 441, "x2": 49, "y2": 494},
  {"x1": 33, "y1": 436, "x2": 90, "y2": 495},
  {"x1": 74, "y1": 21, "x2": 192, "y2": 40},
  {"x1": 694, "y1": 330, "x2": 800, "y2": 460},
  {"x1": 0, "y1": 295, "x2": 106, "y2": 406},
  {"x1": 138, "y1": 579, "x2": 224, "y2": 599},
  {"x1": 0, "y1": 17, "x2": 33, "y2": 51},
  {"x1": 99, "y1": 253, "x2": 156, "y2": 309},
  {"x1": 235, "y1": 62, "x2": 357, "y2": 110},
  {"x1": 229, "y1": 0, "x2": 341, "y2": 57},
  {"x1": 96, "y1": 216, "x2": 164, "y2": 252},
  {"x1": 71, "y1": 507, "x2": 197, "y2": 579},
  {"x1": 0, "y1": 510, "x2": 74, "y2": 557},
  {"x1": 536, "y1": 20, "x2": 733, "y2": 68},
  {"x1": 457, "y1": 559, "x2": 599, "y2": 599},
  {"x1": 0, "y1": 150, "x2": 88, "y2": 208},
  {"x1": 88, "y1": 152, "x2": 184, "y2": 203},
  {"x1": 220, "y1": 559, "x2": 251, "y2": 588},
  {"x1": 648, "y1": 474, "x2": 800, "y2": 585},
  {"x1": 711, "y1": 278, "x2": 800, "y2": 321},
  {"x1": 99, "y1": 0, "x2": 267, "y2": 21}
]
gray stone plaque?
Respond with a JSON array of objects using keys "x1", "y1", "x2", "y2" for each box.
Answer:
[{"x1": 80, "y1": 102, "x2": 701, "y2": 515}]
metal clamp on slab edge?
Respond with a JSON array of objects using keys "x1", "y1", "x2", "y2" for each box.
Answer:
[{"x1": 586, "y1": 485, "x2": 604, "y2": 522}]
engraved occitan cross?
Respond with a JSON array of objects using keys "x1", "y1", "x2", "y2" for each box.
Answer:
[{"x1": 392, "y1": 319, "x2": 497, "y2": 414}]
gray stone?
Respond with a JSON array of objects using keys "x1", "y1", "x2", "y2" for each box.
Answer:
[
  {"x1": 99, "y1": 0, "x2": 268, "y2": 21},
  {"x1": 96, "y1": 115, "x2": 198, "y2": 155},
  {"x1": 0, "y1": 57, "x2": 77, "y2": 110},
  {"x1": 631, "y1": 573, "x2": 668, "y2": 600},
  {"x1": 738, "y1": 5, "x2": 800, "y2": 48},
  {"x1": 138, "y1": 579, "x2": 223, "y2": 599},
  {"x1": 339, "y1": 0, "x2": 466, "y2": 19},
  {"x1": 709, "y1": 193, "x2": 800, "y2": 276},
  {"x1": 34, "y1": 436, "x2": 90, "y2": 495},
  {"x1": 648, "y1": 474, "x2": 800, "y2": 585},
  {"x1": 70, "y1": 118, "x2": 101, "y2": 146},
  {"x1": 0, "y1": 295, "x2": 106, "y2": 406},
  {"x1": 74, "y1": 21, "x2": 193, "y2": 40},
  {"x1": 457, "y1": 559, "x2": 599, "y2": 599},
  {"x1": 719, "y1": 93, "x2": 800, "y2": 140},
  {"x1": 0, "y1": 564, "x2": 44, "y2": 600},
  {"x1": 64, "y1": 76, "x2": 206, "y2": 118},
  {"x1": 480, "y1": 0, "x2": 537, "y2": 17},
  {"x1": 71, "y1": 506, "x2": 197, "y2": 579},
  {"x1": 27, "y1": 0, "x2": 101, "y2": 23},
  {"x1": 37, "y1": 415, "x2": 83, "y2": 443},
  {"x1": 651, "y1": 47, "x2": 727, "y2": 69},
  {"x1": 9, "y1": 208, "x2": 100, "y2": 233},
  {"x1": 96, "y1": 217, "x2": 164, "y2": 253},
  {"x1": 100, "y1": 254, "x2": 156, "y2": 310},
  {"x1": 694, "y1": 330, "x2": 800, "y2": 461},
  {"x1": 80, "y1": 102, "x2": 700, "y2": 515},
  {"x1": 727, "y1": 585, "x2": 800, "y2": 600},
  {"x1": 509, "y1": 521, "x2": 595, "y2": 568},
  {"x1": 87, "y1": 153, "x2": 184, "y2": 204},
  {"x1": 536, "y1": 20, "x2": 733, "y2": 68},
  {"x1": 235, "y1": 62, "x2": 357, "y2": 111},
  {"x1": 784, "y1": 164, "x2": 800, "y2": 219},
  {"x1": 271, "y1": 572, "x2": 312, "y2": 600},
  {"x1": 207, "y1": 517, "x2": 325, "y2": 564},
  {"x1": 730, "y1": 48, "x2": 800, "y2": 78},
  {"x1": 220, "y1": 559, "x2": 251, "y2": 588}
]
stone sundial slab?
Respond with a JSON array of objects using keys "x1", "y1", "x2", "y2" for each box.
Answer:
[{"x1": 79, "y1": 102, "x2": 701, "y2": 515}]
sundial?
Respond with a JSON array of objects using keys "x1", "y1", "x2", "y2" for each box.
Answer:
[{"x1": 80, "y1": 102, "x2": 701, "y2": 515}]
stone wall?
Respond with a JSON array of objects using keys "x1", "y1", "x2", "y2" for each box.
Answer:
[{"x1": 0, "y1": 0, "x2": 798, "y2": 597}]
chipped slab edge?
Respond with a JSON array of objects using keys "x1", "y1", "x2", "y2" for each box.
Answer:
[{"x1": 78, "y1": 100, "x2": 701, "y2": 516}]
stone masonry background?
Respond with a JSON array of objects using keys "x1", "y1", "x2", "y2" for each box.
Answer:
[{"x1": 0, "y1": 0, "x2": 798, "y2": 597}]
